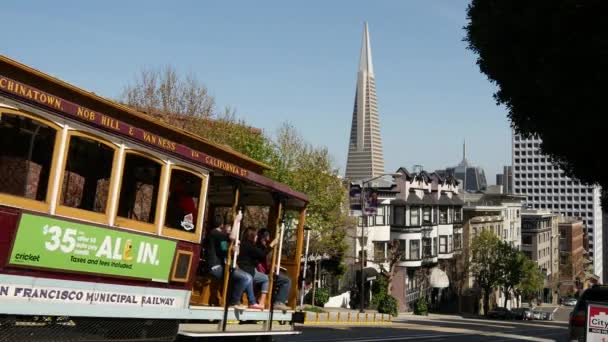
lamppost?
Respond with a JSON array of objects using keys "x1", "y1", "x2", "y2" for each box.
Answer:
[
  {"x1": 359, "y1": 173, "x2": 401, "y2": 313},
  {"x1": 299, "y1": 225, "x2": 312, "y2": 310}
]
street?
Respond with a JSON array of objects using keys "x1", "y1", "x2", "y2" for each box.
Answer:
[{"x1": 279, "y1": 313, "x2": 572, "y2": 342}]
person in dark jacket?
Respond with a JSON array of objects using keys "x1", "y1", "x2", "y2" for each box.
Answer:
[
  {"x1": 256, "y1": 229, "x2": 291, "y2": 311},
  {"x1": 204, "y1": 210, "x2": 262, "y2": 310}
]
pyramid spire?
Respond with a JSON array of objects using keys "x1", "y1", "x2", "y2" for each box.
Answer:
[
  {"x1": 359, "y1": 22, "x2": 374, "y2": 75},
  {"x1": 345, "y1": 22, "x2": 385, "y2": 181}
]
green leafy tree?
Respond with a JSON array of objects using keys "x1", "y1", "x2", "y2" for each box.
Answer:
[
  {"x1": 469, "y1": 230, "x2": 502, "y2": 315},
  {"x1": 465, "y1": 0, "x2": 608, "y2": 205},
  {"x1": 517, "y1": 257, "x2": 544, "y2": 305},
  {"x1": 268, "y1": 123, "x2": 351, "y2": 260},
  {"x1": 497, "y1": 242, "x2": 525, "y2": 308},
  {"x1": 193, "y1": 107, "x2": 277, "y2": 166}
]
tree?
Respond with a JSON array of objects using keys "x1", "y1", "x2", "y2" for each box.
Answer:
[
  {"x1": 193, "y1": 107, "x2": 277, "y2": 166},
  {"x1": 266, "y1": 123, "x2": 306, "y2": 185},
  {"x1": 270, "y1": 124, "x2": 351, "y2": 260},
  {"x1": 497, "y1": 242, "x2": 525, "y2": 308},
  {"x1": 465, "y1": 0, "x2": 608, "y2": 205},
  {"x1": 469, "y1": 230, "x2": 502, "y2": 315},
  {"x1": 517, "y1": 257, "x2": 544, "y2": 305},
  {"x1": 121, "y1": 66, "x2": 215, "y2": 123},
  {"x1": 384, "y1": 240, "x2": 404, "y2": 294},
  {"x1": 120, "y1": 68, "x2": 275, "y2": 165}
]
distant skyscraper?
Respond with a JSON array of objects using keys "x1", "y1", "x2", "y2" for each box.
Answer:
[
  {"x1": 436, "y1": 141, "x2": 487, "y2": 192},
  {"x1": 512, "y1": 132, "x2": 603, "y2": 282},
  {"x1": 496, "y1": 174, "x2": 504, "y2": 187},
  {"x1": 345, "y1": 22, "x2": 385, "y2": 181},
  {"x1": 500, "y1": 166, "x2": 513, "y2": 194}
]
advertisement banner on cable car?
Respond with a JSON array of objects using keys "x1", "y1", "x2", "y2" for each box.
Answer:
[{"x1": 9, "y1": 213, "x2": 177, "y2": 282}]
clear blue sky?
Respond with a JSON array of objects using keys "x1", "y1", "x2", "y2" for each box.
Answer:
[{"x1": 2, "y1": 0, "x2": 511, "y2": 181}]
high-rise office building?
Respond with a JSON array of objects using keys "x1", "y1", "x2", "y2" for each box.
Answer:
[
  {"x1": 505, "y1": 166, "x2": 513, "y2": 194},
  {"x1": 496, "y1": 174, "x2": 504, "y2": 187},
  {"x1": 497, "y1": 166, "x2": 514, "y2": 194},
  {"x1": 512, "y1": 133, "x2": 603, "y2": 282},
  {"x1": 345, "y1": 22, "x2": 385, "y2": 181}
]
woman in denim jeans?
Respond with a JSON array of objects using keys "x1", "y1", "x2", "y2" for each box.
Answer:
[
  {"x1": 204, "y1": 211, "x2": 263, "y2": 310},
  {"x1": 256, "y1": 229, "x2": 291, "y2": 311},
  {"x1": 238, "y1": 227, "x2": 272, "y2": 308}
]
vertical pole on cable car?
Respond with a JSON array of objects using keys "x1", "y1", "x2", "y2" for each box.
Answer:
[
  {"x1": 299, "y1": 225, "x2": 311, "y2": 309},
  {"x1": 221, "y1": 185, "x2": 241, "y2": 332},
  {"x1": 221, "y1": 207, "x2": 242, "y2": 331},
  {"x1": 268, "y1": 207, "x2": 286, "y2": 331}
]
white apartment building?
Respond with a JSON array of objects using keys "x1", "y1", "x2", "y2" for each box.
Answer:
[
  {"x1": 340, "y1": 179, "x2": 396, "y2": 309},
  {"x1": 511, "y1": 133, "x2": 603, "y2": 282},
  {"x1": 389, "y1": 168, "x2": 462, "y2": 311}
]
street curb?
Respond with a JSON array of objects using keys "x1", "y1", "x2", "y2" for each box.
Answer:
[{"x1": 302, "y1": 311, "x2": 392, "y2": 325}]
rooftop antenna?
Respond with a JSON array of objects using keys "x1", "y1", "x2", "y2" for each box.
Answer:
[
  {"x1": 413, "y1": 164, "x2": 424, "y2": 174},
  {"x1": 463, "y1": 139, "x2": 466, "y2": 161}
]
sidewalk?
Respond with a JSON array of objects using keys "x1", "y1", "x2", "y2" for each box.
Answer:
[{"x1": 302, "y1": 307, "x2": 393, "y2": 325}]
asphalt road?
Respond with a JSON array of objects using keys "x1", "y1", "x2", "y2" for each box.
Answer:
[
  {"x1": 278, "y1": 315, "x2": 570, "y2": 342},
  {"x1": 552, "y1": 305, "x2": 574, "y2": 322}
]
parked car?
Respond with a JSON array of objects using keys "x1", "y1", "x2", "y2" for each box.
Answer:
[
  {"x1": 563, "y1": 297, "x2": 577, "y2": 306},
  {"x1": 568, "y1": 285, "x2": 608, "y2": 342},
  {"x1": 511, "y1": 308, "x2": 532, "y2": 320},
  {"x1": 531, "y1": 311, "x2": 542, "y2": 320},
  {"x1": 487, "y1": 307, "x2": 514, "y2": 319}
]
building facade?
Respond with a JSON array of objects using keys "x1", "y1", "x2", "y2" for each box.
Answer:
[
  {"x1": 459, "y1": 193, "x2": 524, "y2": 313},
  {"x1": 341, "y1": 179, "x2": 397, "y2": 309},
  {"x1": 345, "y1": 22, "x2": 385, "y2": 181},
  {"x1": 521, "y1": 210, "x2": 560, "y2": 303},
  {"x1": 389, "y1": 168, "x2": 463, "y2": 311},
  {"x1": 511, "y1": 133, "x2": 603, "y2": 282},
  {"x1": 558, "y1": 218, "x2": 585, "y2": 296}
]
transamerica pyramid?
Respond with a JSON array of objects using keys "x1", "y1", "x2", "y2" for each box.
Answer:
[{"x1": 345, "y1": 22, "x2": 385, "y2": 181}]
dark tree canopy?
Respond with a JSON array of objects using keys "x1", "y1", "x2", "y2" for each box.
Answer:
[{"x1": 465, "y1": 0, "x2": 608, "y2": 205}]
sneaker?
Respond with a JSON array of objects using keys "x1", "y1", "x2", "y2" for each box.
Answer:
[
  {"x1": 273, "y1": 303, "x2": 290, "y2": 311},
  {"x1": 248, "y1": 303, "x2": 264, "y2": 310}
]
